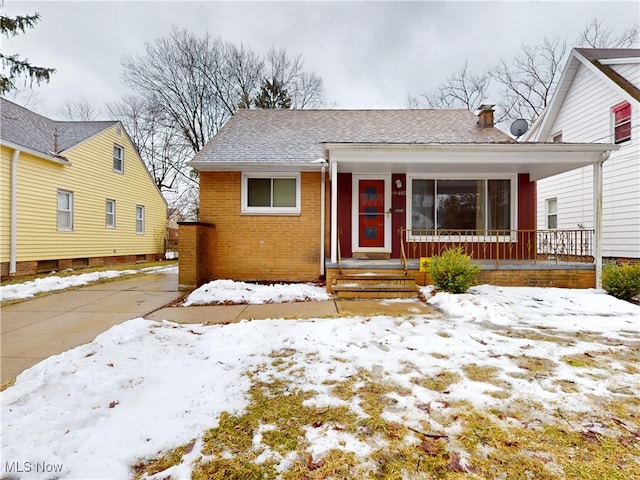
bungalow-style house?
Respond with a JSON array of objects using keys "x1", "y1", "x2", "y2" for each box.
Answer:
[
  {"x1": 523, "y1": 48, "x2": 640, "y2": 264},
  {"x1": 180, "y1": 106, "x2": 616, "y2": 294},
  {"x1": 0, "y1": 98, "x2": 167, "y2": 278}
]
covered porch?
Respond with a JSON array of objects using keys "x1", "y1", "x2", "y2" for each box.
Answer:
[{"x1": 324, "y1": 142, "x2": 616, "y2": 293}]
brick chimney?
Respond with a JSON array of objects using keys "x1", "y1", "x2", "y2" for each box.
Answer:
[{"x1": 476, "y1": 103, "x2": 495, "y2": 128}]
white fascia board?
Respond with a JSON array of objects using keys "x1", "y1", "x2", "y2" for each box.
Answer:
[
  {"x1": 600, "y1": 57, "x2": 640, "y2": 65},
  {"x1": 188, "y1": 160, "x2": 325, "y2": 172},
  {"x1": 0, "y1": 140, "x2": 71, "y2": 165},
  {"x1": 573, "y1": 50, "x2": 639, "y2": 105}
]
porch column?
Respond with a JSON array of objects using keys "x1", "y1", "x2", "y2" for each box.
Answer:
[
  {"x1": 594, "y1": 152, "x2": 610, "y2": 288},
  {"x1": 330, "y1": 160, "x2": 338, "y2": 263}
]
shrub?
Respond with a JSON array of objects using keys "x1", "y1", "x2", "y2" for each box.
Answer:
[
  {"x1": 601, "y1": 262, "x2": 640, "y2": 300},
  {"x1": 429, "y1": 247, "x2": 480, "y2": 294}
]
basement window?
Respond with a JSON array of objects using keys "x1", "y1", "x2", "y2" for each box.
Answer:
[
  {"x1": 613, "y1": 102, "x2": 631, "y2": 144},
  {"x1": 241, "y1": 173, "x2": 300, "y2": 215}
]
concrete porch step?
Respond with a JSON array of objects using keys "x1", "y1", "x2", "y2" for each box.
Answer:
[{"x1": 331, "y1": 274, "x2": 418, "y2": 299}]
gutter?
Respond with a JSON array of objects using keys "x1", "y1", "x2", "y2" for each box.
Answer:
[
  {"x1": 10, "y1": 150, "x2": 20, "y2": 275},
  {"x1": 320, "y1": 161, "x2": 327, "y2": 277}
]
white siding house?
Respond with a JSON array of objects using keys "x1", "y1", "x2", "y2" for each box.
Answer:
[{"x1": 524, "y1": 48, "x2": 640, "y2": 261}]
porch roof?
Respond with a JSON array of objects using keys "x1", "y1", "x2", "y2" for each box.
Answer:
[{"x1": 326, "y1": 142, "x2": 619, "y2": 181}]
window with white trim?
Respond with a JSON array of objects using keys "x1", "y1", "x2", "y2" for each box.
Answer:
[
  {"x1": 410, "y1": 178, "x2": 513, "y2": 232},
  {"x1": 113, "y1": 144, "x2": 124, "y2": 172},
  {"x1": 106, "y1": 199, "x2": 116, "y2": 228},
  {"x1": 57, "y1": 190, "x2": 74, "y2": 231},
  {"x1": 613, "y1": 102, "x2": 631, "y2": 144},
  {"x1": 546, "y1": 198, "x2": 558, "y2": 229},
  {"x1": 136, "y1": 205, "x2": 145, "y2": 234},
  {"x1": 241, "y1": 173, "x2": 300, "y2": 214}
]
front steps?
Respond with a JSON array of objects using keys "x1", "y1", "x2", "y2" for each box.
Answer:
[{"x1": 331, "y1": 274, "x2": 418, "y2": 299}]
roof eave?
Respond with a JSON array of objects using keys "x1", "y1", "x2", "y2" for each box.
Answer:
[
  {"x1": 1, "y1": 140, "x2": 72, "y2": 165},
  {"x1": 188, "y1": 160, "x2": 328, "y2": 172}
]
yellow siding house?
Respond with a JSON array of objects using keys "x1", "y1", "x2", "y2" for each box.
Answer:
[{"x1": 0, "y1": 98, "x2": 167, "y2": 278}]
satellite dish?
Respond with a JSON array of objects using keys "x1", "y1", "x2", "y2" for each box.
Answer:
[{"x1": 510, "y1": 119, "x2": 529, "y2": 138}]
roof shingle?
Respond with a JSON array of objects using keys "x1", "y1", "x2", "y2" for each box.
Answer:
[
  {"x1": 1, "y1": 98, "x2": 117, "y2": 156},
  {"x1": 192, "y1": 109, "x2": 515, "y2": 164}
]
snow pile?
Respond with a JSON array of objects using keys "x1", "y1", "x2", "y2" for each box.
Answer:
[
  {"x1": 182, "y1": 279, "x2": 331, "y2": 305},
  {"x1": 1, "y1": 285, "x2": 639, "y2": 479},
  {"x1": 0, "y1": 265, "x2": 177, "y2": 302}
]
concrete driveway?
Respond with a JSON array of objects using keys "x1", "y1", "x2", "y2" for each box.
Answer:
[
  {"x1": 1, "y1": 270, "x2": 183, "y2": 384},
  {"x1": 1, "y1": 270, "x2": 437, "y2": 385}
]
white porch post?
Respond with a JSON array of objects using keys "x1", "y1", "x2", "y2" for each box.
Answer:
[
  {"x1": 330, "y1": 160, "x2": 338, "y2": 263},
  {"x1": 320, "y1": 164, "x2": 326, "y2": 276},
  {"x1": 594, "y1": 152, "x2": 610, "y2": 288}
]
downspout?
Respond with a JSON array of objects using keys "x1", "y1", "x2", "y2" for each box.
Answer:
[
  {"x1": 10, "y1": 149, "x2": 20, "y2": 275},
  {"x1": 594, "y1": 151, "x2": 610, "y2": 289},
  {"x1": 330, "y1": 160, "x2": 338, "y2": 263},
  {"x1": 319, "y1": 162, "x2": 326, "y2": 277}
]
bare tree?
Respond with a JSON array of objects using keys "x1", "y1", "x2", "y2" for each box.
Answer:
[
  {"x1": 108, "y1": 94, "x2": 199, "y2": 219},
  {"x1": 491, "y1": 37, "x2": 567, "y2": 125},
  {"x1": 57, "y1": 96, "x2": 100, "y2": 120},
  {"x1": 413, "y1": 60, "x2": 491, "y2": 111},
  {"x1": 577, "y1": 19, "x2": 639, "y2": 48},
  {"x1": 266, "y1": 47, "x2": 325, "y2": 108}
]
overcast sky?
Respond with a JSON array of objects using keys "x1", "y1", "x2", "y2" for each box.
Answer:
[{"x1": 3, "y1": 0, "x2": 639, "y2": 118}]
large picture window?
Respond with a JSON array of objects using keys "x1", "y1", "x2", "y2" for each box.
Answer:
[
  {"x1": 242, "y1": 173, "x2": 300, "y2": 214},
  {"x1": 411, "y1": 178, "x2": 512, "y2": 232}
]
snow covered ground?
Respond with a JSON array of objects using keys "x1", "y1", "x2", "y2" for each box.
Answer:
[
  {"x1": 0, "y1": 265, "x2": 178, "y2": 302},
  {"x1": 1, "y1": 282, "x2": 639, "y2": 479}
]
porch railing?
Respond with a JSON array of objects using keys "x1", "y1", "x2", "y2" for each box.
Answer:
[{"x1": 399, "y1": 228, "x2": 594, "y2": 272}]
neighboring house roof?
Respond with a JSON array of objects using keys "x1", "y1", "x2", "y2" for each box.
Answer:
[
  {"x1": 0, "y1": 98, "x2": 117, "y2": 157},
  {"x1": 191, "y1": 109, "x2": 516, "y2": 166},
  {"x1": 523, "y1": 47, "x2": 640, "y2": 141}
]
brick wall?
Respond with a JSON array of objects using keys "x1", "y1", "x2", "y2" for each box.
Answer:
[
  {"x1": 178, "y1": 222, "x2": 215, "y2": 289},
  {"x1": 326, "y1": 266, "x2": 595, "y2": 291},
  {"x1": 198, "y1": 171, "x2": 325, "y2": 283}
]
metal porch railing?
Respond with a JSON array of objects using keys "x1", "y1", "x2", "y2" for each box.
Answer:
[{"x1": 399, "y1": 228, "x2": 594, "y2": 272}]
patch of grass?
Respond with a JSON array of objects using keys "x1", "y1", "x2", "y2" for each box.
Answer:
[
  {"x1": 461, "y1": 363, "x2": 500, "y2": 382},
  {"x1": 192, "y1": 457, "x2": 278, "y2": 480},
  {"x1": 411, "y1": 370, "x2": 461, "y2": 392},
  {"x1": 511, "y1": 355, "x2": 557, "y2": 378},
  {"x1": 561, "y1": 353, "x2": 598, "y2": 368},
  {"x1": 553, "y1": 379, "x2": 580, "y2": 393},
  {"x1": 130, "y1": 440, "x2": 195, "y2": 479},
  {"x1": 0, "y1": 378, "x2": 16, "y2": 392},
  {"x1": 282, "y1": 449, "x2": 358, "y2": 480}
]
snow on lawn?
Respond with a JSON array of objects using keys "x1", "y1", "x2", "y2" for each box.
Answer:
[
  {"x1": 1, "y1": 285, "x2": 639, "y2": 479},
  {"x1": 182, "y1": 279, "x2": 331, "y2": 305},
  {"x1": 0, "y1": 265, "x2": 178, "y2": 302}
]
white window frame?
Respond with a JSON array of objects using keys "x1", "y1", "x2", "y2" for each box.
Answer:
[
  {"x1": 113, "y1": 144, "x2": 124, "y2": 173},
  {"x1": 241, "y1": 172, "x2": 301, "y2": 215},
  {"x1": 406, "y1": 174, "x2": 517, "y2": 242},
  {"x1": 136, "y1": 205, "x2": 145, "y2": 234},
  {"x1": 106, "y1": 199, "x2": 116, "y2": 229},
  {"x1": 57, "y1": 190, "x2": 74, "y2": 231},
  {"x1": 546, "y1": 198, "x2": 558, "y2": 229}
]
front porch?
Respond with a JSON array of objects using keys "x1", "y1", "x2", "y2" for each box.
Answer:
[{"x1": 326, "y1": 228, "x2": 596, "y2": 295}]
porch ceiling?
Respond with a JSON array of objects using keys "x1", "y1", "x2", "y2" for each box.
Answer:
[{"x1": 326, "y1": 143, "x2": 619, "y2": 181}]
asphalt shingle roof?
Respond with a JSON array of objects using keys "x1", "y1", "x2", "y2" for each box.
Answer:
[
  {"x1": 0, "y1": 98, "x2": 117, "y2": 156},
  {"x1": 192, "y1": 109, "x2": 516, "y2": 164}
]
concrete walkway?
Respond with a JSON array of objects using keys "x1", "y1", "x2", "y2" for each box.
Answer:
[
  {"x1": 1, "y1": 272, "x2": 435, "y2": 384},
  {"x1": 1, "y1": 271, "x2": 183, "y2": 384}
]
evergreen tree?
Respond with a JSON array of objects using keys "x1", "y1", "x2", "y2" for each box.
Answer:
[
  {"x1": 254, "y1": 77, "x2": 292, "y2": 109},
  {"x1": 1, "y1": 12, "x2": 55, "y2": 94}
]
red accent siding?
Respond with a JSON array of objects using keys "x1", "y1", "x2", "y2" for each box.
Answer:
[
  {"x1": 391, "y1": 173, "x2": 406, "y2": 257},
  {"x1": 517, "y1": 173, "x2": 536, "y2": 230},
  {"x1": 337, "y1": 173, "x2": 352, "y2": 257}
]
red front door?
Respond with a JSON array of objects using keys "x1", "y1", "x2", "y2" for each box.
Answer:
[{"x1": 358, "y1": 179, "x2": 385, "y2": 248}]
